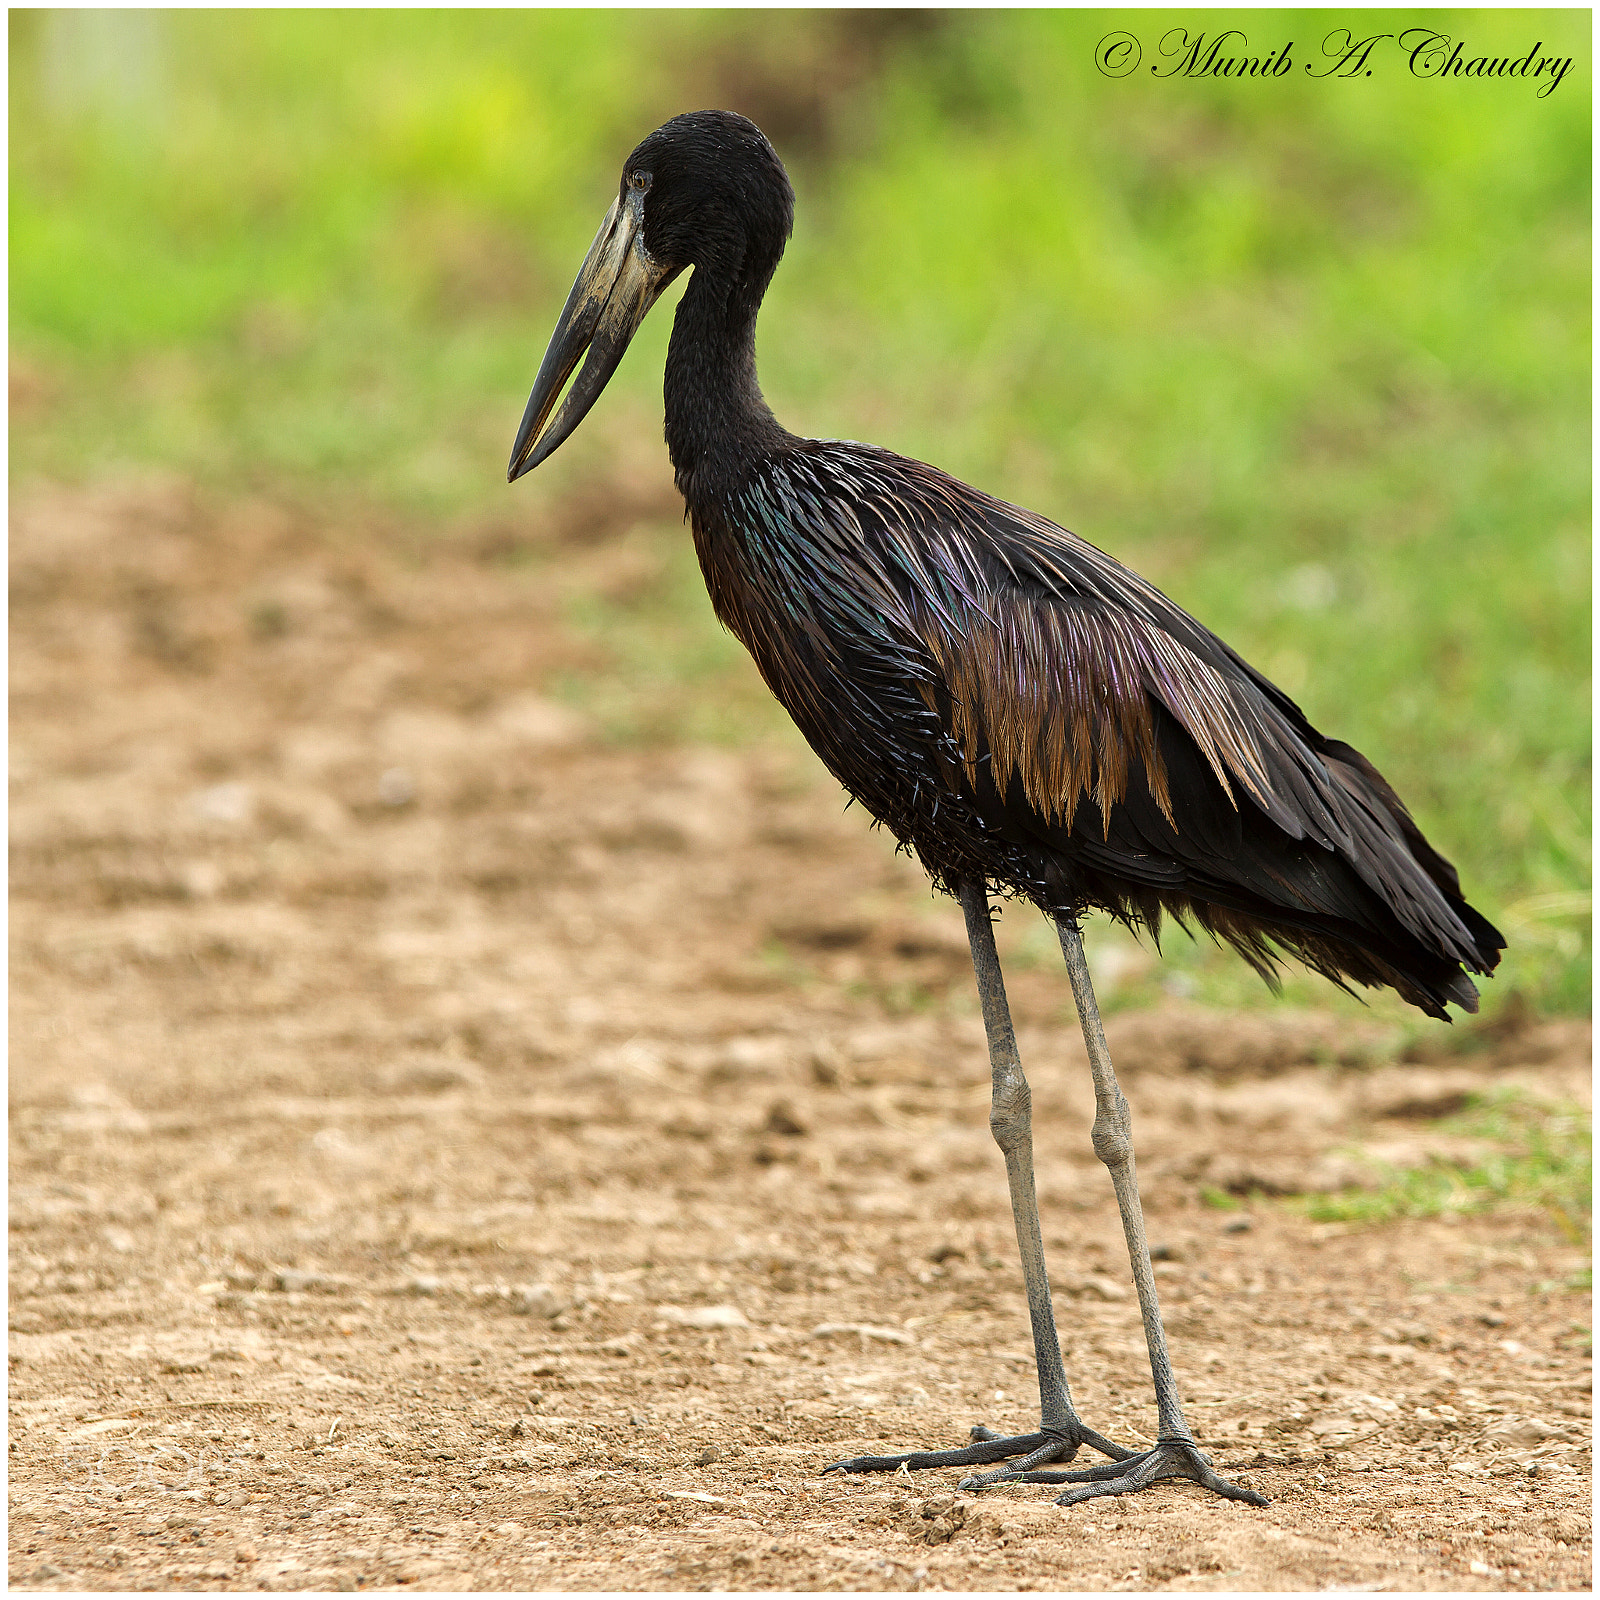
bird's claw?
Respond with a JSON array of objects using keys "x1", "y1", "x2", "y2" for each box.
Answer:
[
  {"x1": 993, "y1": 1436, "x2": 1270, "y2": 1508},
  {"x1": 825, "y1": 1419, "x2": 1133, "y2": 1480}
]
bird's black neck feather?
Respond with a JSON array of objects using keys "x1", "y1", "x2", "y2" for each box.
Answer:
[{"x1": 664, "y1": 248, "x2": 796, "y2": 506}]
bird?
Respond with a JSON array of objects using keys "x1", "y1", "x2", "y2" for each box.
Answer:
[{"x1": 507, "y1": 109, "x2": 1503, "y2": 1509}]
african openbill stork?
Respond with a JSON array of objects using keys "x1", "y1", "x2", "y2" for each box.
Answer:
[{"x1": 508, "y1": 110, "x2": 1503, "y2": 1509}]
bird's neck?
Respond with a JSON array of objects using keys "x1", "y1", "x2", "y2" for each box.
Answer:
[{"x1": 664, "y1": 257, "x2": 796, "y2": 505}]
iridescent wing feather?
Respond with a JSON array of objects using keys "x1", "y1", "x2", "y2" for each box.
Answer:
[{"x1": 720, "y1": 443, "x2": 1501, "y2": 1018}]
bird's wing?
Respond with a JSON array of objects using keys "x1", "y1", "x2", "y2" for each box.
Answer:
[{"x1": 785, "y1": 445, "x2": 1483, "y2": 965}]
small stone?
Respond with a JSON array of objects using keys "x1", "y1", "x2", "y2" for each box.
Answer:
[
  {"x1": 190, "y1": 781, "x2": 254, "y2": 826},
  {"x1": 1469, "y1": 1560, "x2": 1493, "y2": 1576},
  {"x1": 660, "y1": 1304, "x2": 747, "y2": 1329},
  {"x1": 378, "y1": 767, "x2": 416, "y2": 807},
  {"x1": 909, "y1": 1493, "x2": 969, "y2": 1545},
  {"x1": 1085, "y1": 1274, "x2": 1129, "y2": 1301},
  {"x1": 404, "y1": 1275, "x2": 443, "y2": 1297},
  {"x1": 270, "y1": 1267, "x2": 352, "y2": 1293},
  {"x1": 1310, "y1": 1414, "x2": 1358, "y2": 1438},
  {"x1": 810, "y1": 1321, "x2": 914, "y2": 1343},
  {"x1": 1483, "y1": 1415, "x2": 1560, "y2": 1449},
  {"x1": 28, "y1": 1565, "x2": 62, "y2": 1582},
  {"x1": 1150, "y1": 1241, "x2": 1188, "y2": 1262},
  {"x1": 763, "y1": 1099, "x2": 808, "y2": 1137},
  {"x1": 510, "y1": 1284, "x2": 567, "y2": 1318},
  {"x1": 1478, "y1": 1311, "x2": 1508, "y2": 1327},
  {"x1": 235, "y1": 1543, "x2": 258, "y2": 1563},
  {"x1": 696, "y1": 1445, "x2": 723, "y2": 1465},
  {"x1": 1224, "y1": 1216, "x2": 1253, "y2": 1234}
]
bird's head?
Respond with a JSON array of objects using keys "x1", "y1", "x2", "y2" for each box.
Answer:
[{"x1": 508, "y1": 110, "x2": 793, "y2": 482}]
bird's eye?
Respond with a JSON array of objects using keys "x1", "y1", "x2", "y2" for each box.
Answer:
[{"x1": 628, "y1": 171, "x2": 651, "y2": 192}]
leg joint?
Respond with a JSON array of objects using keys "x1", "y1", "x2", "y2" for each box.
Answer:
[
  {"x1": 1090, "y1": 1091, "x2": 1132, "y2": 1169},
  {"x1": 989, "y1": 1078, "x2": 1032, "y2": 1155}
]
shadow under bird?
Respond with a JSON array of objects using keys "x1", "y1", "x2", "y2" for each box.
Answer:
[{"x1": 508, "y1": 110, "x2": 1503, "y2": 1509}]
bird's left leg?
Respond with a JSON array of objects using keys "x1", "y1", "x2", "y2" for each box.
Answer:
[
  {"x1": 995, "y1": 918, "x2": 1267, "y2": 1509},
  {"x1": 827, "y1": 878, "x2": 1135, "y2": 1483}
]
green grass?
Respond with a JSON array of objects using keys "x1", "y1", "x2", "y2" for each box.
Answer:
[
  {"x1": 1295, "y1": 1089, "x2": 1591, "y2": 1234},
  {"x1": 10, "y1": 9, "x2": 1590, "y2": 1017}
]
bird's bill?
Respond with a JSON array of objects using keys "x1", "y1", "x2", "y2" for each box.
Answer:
[{"x1": 507, "y1": 195, "x2": 678, "y2": 481}]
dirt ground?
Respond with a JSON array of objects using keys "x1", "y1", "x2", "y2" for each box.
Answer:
[{"x1": 9, "y1": 476, "x2": 1592, "y2": 1593}]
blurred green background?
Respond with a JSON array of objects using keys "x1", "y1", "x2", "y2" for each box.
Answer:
[{"x1": 10, "y1": 8, "x2": 1590, "y2": 1016}]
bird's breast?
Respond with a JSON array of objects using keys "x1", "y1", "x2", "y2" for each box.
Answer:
[
  {"x1": 689, "y1": 505, "x2": 833, "y2": 711},
  {"x1": 689, "y1": 496, "x2": 982, "y2": 859}
]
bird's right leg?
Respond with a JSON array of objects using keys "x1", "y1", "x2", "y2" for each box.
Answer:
[{"x1": 827, "y1": 878, "x2": 1134, "y2": 1482}]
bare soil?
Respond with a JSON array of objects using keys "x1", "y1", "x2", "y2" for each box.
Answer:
[{"x1": 10, "y1": 478, "x2": 1592, "y2": 1592}]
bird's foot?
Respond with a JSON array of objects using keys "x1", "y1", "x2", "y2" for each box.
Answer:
[
  {"x1": 990, "y1": 1435, "x2": 1268, "y2": 1508},
  {"x1": 826, "y1": 1418, "x2": 1133, "y2": 1480}
]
